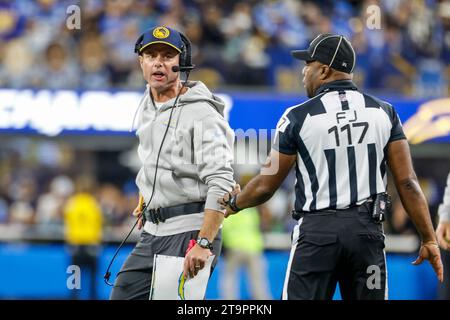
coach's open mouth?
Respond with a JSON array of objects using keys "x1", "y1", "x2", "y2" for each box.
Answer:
[{"x1": 152, "y1": 71, "x2": 166, "y2": 80}]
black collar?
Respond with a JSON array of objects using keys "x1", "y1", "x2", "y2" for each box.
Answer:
[{"x1": 314, "y1": 80, "x2": 358, "y2": 96}]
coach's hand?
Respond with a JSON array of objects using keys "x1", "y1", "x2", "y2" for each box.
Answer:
[
  {"x1": 437, "y1": 221, "x2": 450, "y2": 250},
  {"x1": 132, "y1": 194, "x2": 145, "y2": 230},
  {"x1": 218, "y1": 184, "x2": 241, "y2": 218},
  {"x1": 183, "y1": 245, "x2": 212, "y2": 278},
  {"x1": 412, "y1": 241, "x2": 444, "y2": 282}
]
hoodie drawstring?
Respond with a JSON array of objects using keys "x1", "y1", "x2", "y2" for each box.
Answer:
[{"x1": 129, "y1": 89, "x2": 149, "y2": 132}]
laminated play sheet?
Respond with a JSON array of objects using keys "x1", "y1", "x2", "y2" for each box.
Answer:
[{"x1": 150, "y1": 254, "x2": 214, "y2": 300}]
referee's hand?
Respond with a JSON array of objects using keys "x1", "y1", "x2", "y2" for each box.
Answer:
[
  {"x1": 412, "y1": 241, "x2": 444, "y2": 282},
  {"x1": 218, "y1": 184, "x2": 241, "y2": 218}
]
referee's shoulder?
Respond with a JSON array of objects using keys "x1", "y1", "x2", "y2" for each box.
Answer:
[
  {"x1": 282, "y1": 92, "x2": 327, "y2": 120},
  {"x1": 362, "y1": 91, "x2": 394, "y2": 111}
]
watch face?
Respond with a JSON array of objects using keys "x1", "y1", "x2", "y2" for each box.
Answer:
[{"x1": 197, "y1": 237, "x2": 210, "y2": 248}]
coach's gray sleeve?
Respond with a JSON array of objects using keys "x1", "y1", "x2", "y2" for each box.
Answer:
[
  {"x1": 438, "y1": 173, "x2": 450, "y2": 222},
  {"x1": 194, "y1": 113, "x2": 235, "y2": 212}
]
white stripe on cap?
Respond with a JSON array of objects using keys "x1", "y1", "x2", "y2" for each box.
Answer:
[
  {"x1": 343, "y1": 36, "x2": 356, "y2": 73},
  {"x1": 329, "y1": 36, "x2": 343, "y2": 68},
  {"x1": 308, "y1": 34, "x2": 323, "y2": 51},
  {"x1": 311, "y1": 35, "x2": 340, "y2": 58}
]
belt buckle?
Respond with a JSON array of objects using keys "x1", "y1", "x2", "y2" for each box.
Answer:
[
  {"x1": 148, "y1": 209, "x2": 156, "y2": 224},
  {"x1": 148, "y1": 208, "x2": 158, "y2": 224},
  {"x1": 153, "y1": 208, "x2": 165, "y2": 224}
]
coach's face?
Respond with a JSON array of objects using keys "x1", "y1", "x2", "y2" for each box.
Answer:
[
  {"x1": 139, "y1": 43, "x2": 180, "y2": 93},
  {"x1": 302, "y1": 61, "x2": 330, "y2": 98}
]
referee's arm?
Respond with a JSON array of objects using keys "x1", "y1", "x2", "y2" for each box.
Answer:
[
  {"x1": 219, "y1": 149, "x2": 296, "y2": 216},
  {"x1": 387, "y1": 139, "x2": 444, "y2": 282}
]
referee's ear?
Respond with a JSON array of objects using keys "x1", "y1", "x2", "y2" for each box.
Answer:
[{"x1": 319, "y1": 64, "x2": 331, "y2": 80}]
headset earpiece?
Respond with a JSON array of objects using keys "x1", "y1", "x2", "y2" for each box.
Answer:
[
  {"x1": 134, "y1": 34, "x2": 144, "y2": 54},
  {"x1": 179, "y1": 32, "x2": 195, "y2": 71}
]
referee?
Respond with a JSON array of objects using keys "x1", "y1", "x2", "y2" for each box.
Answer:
[{"x1": 220, "y1": 34, "x2": 443, "y2": 300}]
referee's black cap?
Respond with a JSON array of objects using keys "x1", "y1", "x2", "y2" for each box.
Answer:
[{"x1": 291, "y1": 34, "x2": 356, "y2": 74}]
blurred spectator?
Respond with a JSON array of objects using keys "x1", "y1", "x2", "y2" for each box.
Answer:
[
  {"x1": 98, "y1": 0, "x2": 139, "y2": 87},
  {"x1": 35, "y1": 175, "x2": 74, "y2": 232},
  {"x1": 64, "y1": 174, "x2": 103, "y2": 300},
  {"x1": 79, "y1": 35, "x2": 110, "y2": 89},
  {"x1": 8, "y1": 175, "x2": 37, "y2": 225},
  {"x1": 0, "y1": 197, "x2": 8, "y2": 224},
  {"x1": 121, "y1": 179, "x2": 140, "y2": 221},
  {"x1": 221, "y1": 174, "x2": 272, "y2": 300},
  {"x1": 97, "y1": 183, "x2": 129, "y2": 227},
  {"x1": 0, "y1": 38, "x2": 34, "y2": 88},
  {"x1": 31, "y1": 42, "x2": 80, "y2": 89}
]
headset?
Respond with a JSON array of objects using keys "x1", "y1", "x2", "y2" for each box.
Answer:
[
  {"x1": 133, "y1": 31, "x2": 196, "y2": 72},
  {"x1": 104, "y1": 31, "x2": 196, "y2": 287}
]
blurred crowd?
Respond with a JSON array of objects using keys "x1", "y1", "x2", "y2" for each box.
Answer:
[
  {"x1": 0, "y1": 0, "x2": 449, "y2": 96},
  {"x1": 0, "y1": 137, "x2": 298, "y2": 239},
  {"x1": 1, "y1": 138, "x2": 448, "y2": 242},
  {"x1": 1, "y1": 0, "x2": 450, "y2": 241},
  {"x1": 0, "y1": 138, "x2": 139, "y2": 237}
]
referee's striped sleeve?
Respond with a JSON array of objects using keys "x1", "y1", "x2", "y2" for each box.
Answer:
[
  {"x1": 383, "y1": 102, "x2": 406, "y2": 142},
  {"x1": 272, "y1": 112, "x2": 297, "y2": 155}
]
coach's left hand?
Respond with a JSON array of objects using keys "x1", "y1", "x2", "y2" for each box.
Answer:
[{"x1": 183, "y1": 245, "x2": 212, "y2": 278}]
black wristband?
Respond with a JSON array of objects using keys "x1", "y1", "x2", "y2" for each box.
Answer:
[{"x1": 228, "y1": 194, "x2": 242, "y2": 212}]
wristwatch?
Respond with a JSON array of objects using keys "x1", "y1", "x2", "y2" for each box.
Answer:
[{"x1": 196, "y1": 237, "x2": 213, "y2": 250}]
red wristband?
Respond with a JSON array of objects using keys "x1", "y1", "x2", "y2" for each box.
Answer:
[{"x1": 185, "y1": 239, "x2": 197, "y2": 255}]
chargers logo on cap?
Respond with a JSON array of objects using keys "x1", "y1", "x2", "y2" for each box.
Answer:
[{"x1": 153, "y1": 26, "x2": 170, "y2": 39}]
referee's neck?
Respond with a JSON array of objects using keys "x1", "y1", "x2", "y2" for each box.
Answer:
[
  {"x1": 323, "y1": 71, "x2": 353, "y2": 84},
  {"x1": 313, "y1": 73, "x2": 354, "y2": 96}
]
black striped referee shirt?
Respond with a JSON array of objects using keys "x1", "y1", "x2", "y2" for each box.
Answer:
[{"x1": 273, "y1": 80, "x2": 406, "y2": 212}]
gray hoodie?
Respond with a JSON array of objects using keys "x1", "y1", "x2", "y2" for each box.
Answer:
[{"x1": 134, "y1": 81, "x2": 235, "y2": 236}]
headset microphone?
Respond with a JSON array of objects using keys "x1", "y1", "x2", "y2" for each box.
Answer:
[{"x1": 171, "y1": 65, "x2": 180, "y2": 72}]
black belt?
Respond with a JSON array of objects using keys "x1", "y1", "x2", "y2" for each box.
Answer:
[
  {"x1": 292, "y1": 200, "x2": 374, "y2": 221},
  {"x1": 144, "y1": 201, "x2": 205, "y2": 224}
]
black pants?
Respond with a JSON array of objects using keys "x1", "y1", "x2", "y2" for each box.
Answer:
[
  {"x1": 283, "y1": 208, "x2": 387, "y2": 300},
  {"x1": 110, "y1": 230, "x2": 222, "y2": 300}
]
